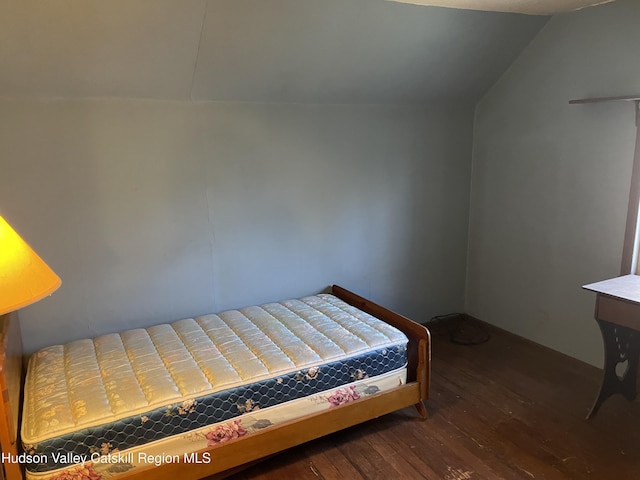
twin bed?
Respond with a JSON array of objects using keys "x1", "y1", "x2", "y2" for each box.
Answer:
[{"x1": 0, "y1": 285, "x2": 431, "y2": 480}]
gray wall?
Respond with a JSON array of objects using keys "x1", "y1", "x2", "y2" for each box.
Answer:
[
  {"x1": 467, "y1": 0, "x2": 640, "y2": 366},
  {"x1": 0, "y1": 98, "x2": 473, "y2": 354}
]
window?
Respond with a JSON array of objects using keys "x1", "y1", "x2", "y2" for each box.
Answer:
[
  {"x1": 620, "y1": 100, "x2": 640, "y2": 275},
  {"x1": 570, "y1": 96, "x2": 640, "y2": 276}
]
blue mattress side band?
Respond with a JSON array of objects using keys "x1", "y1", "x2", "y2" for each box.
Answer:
[{"x1": 26, "y1": 343, "x2": 407, "y2": 472}]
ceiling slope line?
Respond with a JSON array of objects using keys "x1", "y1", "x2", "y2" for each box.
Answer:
[{"x1": 189, "y1": 1, "x2": 210, "y2": 102}]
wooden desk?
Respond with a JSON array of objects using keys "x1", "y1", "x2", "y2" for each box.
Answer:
[{"x1": 583, "y1": 275, "x2": 640, "y2": 419}]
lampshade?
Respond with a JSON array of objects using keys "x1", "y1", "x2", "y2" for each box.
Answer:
[{"x1": 0, "y1": 215, "x2": 61, "y2": 315}]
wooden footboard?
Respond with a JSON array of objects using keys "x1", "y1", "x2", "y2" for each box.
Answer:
[
  {"x1": 331, "y1": 285, "x2": 431, "y2": 407},
  {"x1": 0, "y1": 286, "x2": 430, "y2": 480}
]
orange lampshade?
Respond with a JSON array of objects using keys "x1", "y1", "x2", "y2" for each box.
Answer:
[{"x1": 0, "y1": 215, "x2": 61, "y2": 315}]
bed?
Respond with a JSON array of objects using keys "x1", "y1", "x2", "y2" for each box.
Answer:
[{"x1": 0, "y1": 285, "x2": 431, "y2": 480}]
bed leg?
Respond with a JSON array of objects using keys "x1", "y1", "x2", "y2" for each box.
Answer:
[{"x1": 414, "y1": 401, "x2": 428, "y2": 420}]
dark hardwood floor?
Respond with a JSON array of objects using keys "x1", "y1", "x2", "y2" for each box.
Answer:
[{"x1": 225, "y1": 319, "x2": 640, "y2": 480}]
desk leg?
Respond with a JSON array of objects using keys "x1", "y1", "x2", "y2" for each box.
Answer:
[{"x1": 587, "y1": 320, "x2": 640, "y2": 419}]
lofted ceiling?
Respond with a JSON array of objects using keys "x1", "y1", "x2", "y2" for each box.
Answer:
[{"x1": 0, "y1": 0, "x2": 555, "y2": 104}]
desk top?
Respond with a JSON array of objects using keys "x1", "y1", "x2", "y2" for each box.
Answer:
[{"x1": 583, "y1": 274, "x2": 640, "y2": 304}]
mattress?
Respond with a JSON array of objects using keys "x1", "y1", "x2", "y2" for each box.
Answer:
[{"x1": 21, "y1": 293, "x2": 409, "y2": 479}]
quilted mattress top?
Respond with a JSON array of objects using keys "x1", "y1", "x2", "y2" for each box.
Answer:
[{"x1": 22, "y1": 293, "x2": 408, "y2": 444}]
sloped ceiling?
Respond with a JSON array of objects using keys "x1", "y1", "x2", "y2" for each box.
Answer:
[{"x1": 0, "y1": 0, "x2": 550, "y2": 104}]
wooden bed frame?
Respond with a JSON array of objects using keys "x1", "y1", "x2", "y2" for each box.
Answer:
[{"x1": 0, "y1": 285, "x2": 431, "y2": 480}]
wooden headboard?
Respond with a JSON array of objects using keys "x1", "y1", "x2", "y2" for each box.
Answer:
[{"x1": 0, "y1": 312, "x2": 24, "y2": 480}]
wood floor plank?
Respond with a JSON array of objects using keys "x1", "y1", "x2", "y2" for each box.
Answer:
[
  {"x1": 224, "y1": 320, "x2": 640, "y2": 479},
  {"x1": 304, "y1": 441, "x2": 367, "y2": 480}
]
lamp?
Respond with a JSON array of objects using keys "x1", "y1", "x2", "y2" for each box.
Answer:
[{"x1": 0, "y1": 215, "x2": 61, "y2": 315}]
